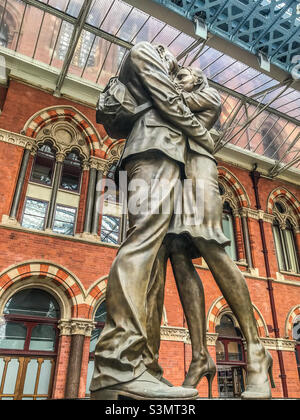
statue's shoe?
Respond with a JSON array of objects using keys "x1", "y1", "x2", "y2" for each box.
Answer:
[
  {"x1": 241, "y1": 350, "x2": 275, "y2": 400},
  {"x1": 90, "y1": 370, "x2": 199, "y2": 400}
]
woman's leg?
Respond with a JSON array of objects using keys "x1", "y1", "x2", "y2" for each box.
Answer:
[
  {"x1": 169, "y1": 237, "x2": 215, "y2": 388},
  {"x1": 196, "y1": 240, "x2": 273, "y2": 397}
]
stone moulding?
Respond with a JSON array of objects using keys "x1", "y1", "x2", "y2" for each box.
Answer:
[
  {"x1": 160, "y1": 326, "x2": 219, "y2": 346},
  {"x1": 260, "y1": 337, "x2": 296, "y2": 352},
  {"x1": 0, "y1": 128, "x2": 34, "y2": 149}
]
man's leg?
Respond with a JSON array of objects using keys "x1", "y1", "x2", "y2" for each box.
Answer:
[
  {"x1": 144, "y1": 242, "x2": 169, "y2": 380},
  {"x1": 90, "y1": 152, "x2": 184, "y2": 392}
]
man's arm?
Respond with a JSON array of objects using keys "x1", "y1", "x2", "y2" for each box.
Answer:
[
  {"x1": 130, "y1": 42, "x2": 214, "y2": 154},
  {"x1": 182, "y1": 88, "x2": 222, "y2": 114}
]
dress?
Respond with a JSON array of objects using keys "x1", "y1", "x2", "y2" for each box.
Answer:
[{"x1": 167, "y1": 150, "x2": 230, "y2": 258}]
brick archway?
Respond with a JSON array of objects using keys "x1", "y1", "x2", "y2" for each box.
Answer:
[
  {"x1": 0, "y1": 261, "x2": 86, "y2": 318},
  {"x1": 218, "y1": 167, "x2": 250, "y2": 208},
  {"x1": 207, "y1": 296, "x2": 267, "y2": 337},
  {"x1": 22, "y1": 106, "x2": 104, "y2": 158},
  {"x1": 267, "y1": 187, "x2": 300, "y2": 222},
  {"x1": 285, "y1": 305, "x2": 300, "y2": 340},
  {"x1": 86, "y1": 276, "x2": 108, "y2": 319}
]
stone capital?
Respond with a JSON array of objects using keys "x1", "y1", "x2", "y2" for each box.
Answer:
[{"x1": 58, "y1": 319, "x2": 96, "y2": 337}]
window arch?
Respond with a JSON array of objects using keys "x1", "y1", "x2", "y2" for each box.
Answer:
[
  {"x1": 0, "y1": 289, "x2": 60, "y2": 400},
  {"x1": 215, "y1": 312, "x2": 246, "y2": 398},
  {"x1": 272, "y1": 199, "x2": 299, "y2": 273}
]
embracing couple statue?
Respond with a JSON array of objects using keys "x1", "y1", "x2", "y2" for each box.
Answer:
[{"x1": 90, "y1": 42, "x2": 274, "y2": 400}]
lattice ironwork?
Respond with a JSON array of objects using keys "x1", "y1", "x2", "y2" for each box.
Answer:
[{"x1": 153, "y1": 0, "x2": 300, "y2": 75}]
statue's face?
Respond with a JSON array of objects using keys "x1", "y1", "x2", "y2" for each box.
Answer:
[{"x1": 174, "y1": 68, "x2": 196, "y2": 92}]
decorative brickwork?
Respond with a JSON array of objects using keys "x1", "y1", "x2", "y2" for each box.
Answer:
[
  {"x1": 207, "y1": 296, "x2": 268, "y2": 337},
  {"x1": 218, "y1": 166, "x2": 250, "y2": 208},
  {"x1": 23, "y1": 106, "x2": 104, "y2": 158},
  {"x1": 285, "y1": 305, "x2": 300, "y2": 340}
]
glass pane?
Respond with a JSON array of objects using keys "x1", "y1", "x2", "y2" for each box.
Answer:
[
  {"x1": 23, "y1": 359, "x2": 38, "y2": 395},
  {"x1": 37, "y1": 360, "x2": 52, "y2": 395},
  {"x1": 0, "y1": 322, "x2": 26, "y2": 350},
  {"x1": 53, "y1": 206, "x2": 76, "y2": 235},
  {"x1": 2, "y1": 358, "x2": 19, "y2": 394},
  {"x1": 23, "y1": 199, "x2": 48, "y2": 217},
  {"x1": 22, "y1": 214, "x2": 45, "y2": 231},
  {"x1": 228, "y1": 341, "x2": 243, "y2": 361},
  {"x1": 100, "y1": 215, "x2": 120, "y2": 244},
  {"x1": 95, "y1": 302, "x2": 107, "y2": 323},
  {"x1": 29, "y1": 325, "x2": 56, "y2": 351},
  {"x1": 60, "y1": 167, "x2": 81, "y2": 192},
  {"x1": 16, "y1": 5, "x2": 44, "y2": 57},
  {"x1": 216, "y1": 314, "x2": 242, "y2": 338},
  {"x1": 31, "y1": 151, "x2": 55, "y2": 185},
  {"x1": 4, "y1": 289, "x2": 60, "y2": 318},
  {"x1": 85, "y1": 360, "x2": 94, "y2": 395},
  {"x1": 89, "y1": 328, "x2": 102, "y2": 354},
  {"x1": 52, "y1": 220, "x2": 75, "y2": 236},
  {"x1": 273, "y1": 224, "x2": 286, "y2": 271},
  {"x1": 22, "y1": 199, "x2": 48, "y2": 231},
  {"x1": 222, "y1": 211, "x2": 237, "y2": 261},
  {"x1": 284, "y1": 228, "x2": 299, "y2": 273},
  {"x1": 216, "y1": 341, "x2": 225, "y2": 362}
]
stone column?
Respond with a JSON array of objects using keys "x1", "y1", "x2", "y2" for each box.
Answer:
[
  {"x1": 9, "y1": 142, "x2": 36, "y2": 219},
  {"x1": 64, "y1": 319, "x2": 95, "y2": 399},
  {"x1": 233, "y1": 209, "x2": 246, "y2": 263},
  {"x1": 46, "y1": 152, "x2": 65, "y2": 230},
  {"x1": 240, "y1": 208, "x2": 254, "y2": 269},
  {"x1": 83, "y1": 159, "x2": 98, "y2": 234},
  {"x1": 91, "y1": 159, "x2": 107, "y2": 236}
]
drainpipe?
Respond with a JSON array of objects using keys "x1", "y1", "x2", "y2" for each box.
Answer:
[{"x1": 250, "y1": 168, "x2": 288, "y2": 398}]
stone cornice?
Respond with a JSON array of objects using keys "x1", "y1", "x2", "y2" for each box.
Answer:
[
  {"x1": 0, "y1": 128, "x2": 35, "y2": 149},
  {"x1": 160, "y1": 326, "x2": 219, "y2": 346},
  {"x1": 260, "y1": 337, "x2": 296, "y2": 352},
  {"x1": 239, "y1": 207, "x2": 275, "y2": 223}
]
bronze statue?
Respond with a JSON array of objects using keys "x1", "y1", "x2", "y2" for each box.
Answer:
[
  {"x1": 146, "y1": 66, "x2": 275, "y2": 400},
  {"x1": 91, "y1": 41, "x2": 274, "y2": 400},
  {"x1": 90, "y1": 42, "x2": 214, "y2": 400}
]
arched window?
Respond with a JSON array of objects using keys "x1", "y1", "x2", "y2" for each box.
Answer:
[
  {"x1": 222, "y1": 202, "x2": 237, "y2": 261},
  {"x1": 60, "y1": 151, "x2": 82, "y2": 193},
  {"x1": 30, "y1": 143, "x2": 56, "y2": 186},
  {"x1": 85, "y1": 301, "x2": 107, "y2": 396},
  {"x1": 0, "y1": 289, "x2": 60, "y2": 400},
  {"x1": 293, "y1": 316, "x2": 300, "y2": 380},
  {"x1": 216, "y1": 313, "x2": 246, "y2": 398},
  {"x1": 22, "y1": 145, "x2": 83, "y2": 236},
  {"x1": 272, "y1": 202, "x2": 299, "y2": 273}
]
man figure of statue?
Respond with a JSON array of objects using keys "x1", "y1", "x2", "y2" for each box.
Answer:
[{"x1": 90, "y1": 42, "x2": 215, "y2": 400}]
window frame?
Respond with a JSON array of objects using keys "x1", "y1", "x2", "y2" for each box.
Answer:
[
  {"x1": 273, "y1": 218, "x2": 299, "y2": 274},
  {"x1": 100, "y1": 214, "x2": 121, "y2": 245},
  {"x1": 21, "y1": 197, "x2": 49, "y2": 232},
  {"x1": 58, "y1": 152, "x2": 83, "y2": 194},
  {"x1": 222, "y1": 201, "x2": 238, "y2": 262},
  {"x1": 0, "y1": 315, "x2": 59, "y2": 357},
  {"x1": 52, "y1": 203, "x2": 78, "y2": 237},
  {"x1": 29, "y1": 144, "x2": 56, "y2": 188}
]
